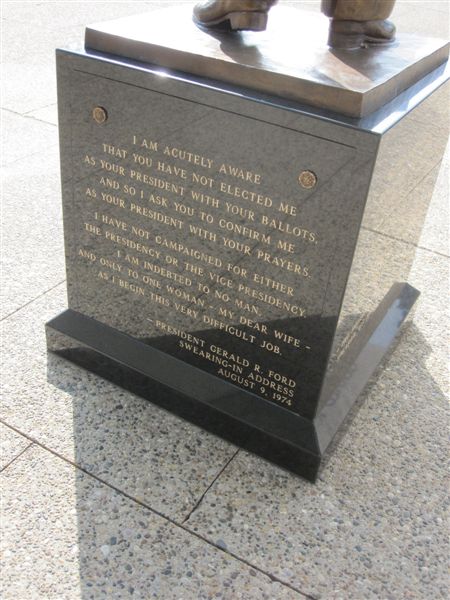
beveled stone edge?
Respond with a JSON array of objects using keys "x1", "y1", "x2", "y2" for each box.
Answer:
[
  {"x1": 84, "y1": 27, "x2": 363, "y2": 117},
  {"x1": 361, "y1": 40, "x2": 450, "y2": 117},
  {"x1": 85, "y1": 18, "x2": 449, "y2": 118}
]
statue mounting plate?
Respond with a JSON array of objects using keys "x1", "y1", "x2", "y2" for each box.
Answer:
[{"x1": 85, "y1": 5, "x2": 449, "y2": 117}]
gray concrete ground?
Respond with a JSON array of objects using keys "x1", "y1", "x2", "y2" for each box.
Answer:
[{"x1": 1, "y1": 1, "x2": 449, "y2": 599}]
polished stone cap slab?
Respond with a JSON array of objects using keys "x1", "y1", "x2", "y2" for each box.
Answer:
[{"x1": 85, "y1": 5, "x2": 449, "y2": 118}]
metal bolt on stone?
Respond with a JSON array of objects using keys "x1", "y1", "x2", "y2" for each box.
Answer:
[
  {"x1": 298, "y1": 171, "x2": 318, "y2": 190},
  {"x1": 92, "y1": 106, "x2": 108, "y2": 124}
]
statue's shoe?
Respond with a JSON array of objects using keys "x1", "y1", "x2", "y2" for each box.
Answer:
[
  {"x1": 328, "y1": 19, "x2": 396, "y2": 49},
  {"x1": 193, "y1": 0, "x2": 277, "y2": 32}
]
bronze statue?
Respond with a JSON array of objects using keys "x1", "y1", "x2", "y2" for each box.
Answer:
[{"x1": 193, "y1": 0, "x2": 397, "y2": 49}]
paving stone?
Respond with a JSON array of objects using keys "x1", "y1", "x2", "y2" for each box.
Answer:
[
  {"x1": 391, "y1": 1, "x2": 450, "y2": 38},
  {"x1": 1, "y1": 4, "x2": 163, "y2": 116},
  {"x1": 406, "y1": 249, "x2": 450, "y2": 396},
  {"x1": 187, "y1": 398, "x2": 449, "y2": 599},
  {"x1": 1, "y1": 109, "x2": 58, "y2": 166},
  {"x1": 2, "y1": 1, "x2": 165, "y2": 29},
  {"x1": 1, "y1": 445, "x2": 302, "y2": 600},
  {"x1": 408, "y1": 79, "x2": 450, "y2": 129},
  {"x1": 186, "y1": 246, "x2": 450, "y2": 600},
  {"x1": 0, "y1": 423, "x2": 31, "y2": 470},
  {"x1": 377, "y1": 148, "x2": 449, "y2": 256},
  {"x1": 2, "y1": 23, "x2": 83, "y2": 67},
  {"x1": 1, "y1": 285, "x2": 238, "y2": 522},
  {"x1": 1, "y1": 146, "x2": 65, "y2": 319},
  {"x1": 25, "y1": 103, "x2": 58, "y2": 126},
  {"x1": 1, "y1": 62, "x2": 60, "y2": 115},
  {"x1": 0, "y1": 17, "x2": 84, "y2": 114}
]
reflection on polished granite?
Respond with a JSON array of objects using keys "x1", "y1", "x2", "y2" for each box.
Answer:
[
  {"x1": 47, "y1": 39, "x2": 448, "y2": 479},
  {"x1": 58, "y1": 56, "x2": 375, "y2": 420}
]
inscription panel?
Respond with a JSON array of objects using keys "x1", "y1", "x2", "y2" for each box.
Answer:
[{"x1": 63, "y1": 70, "x2": 362, "y2": 416}]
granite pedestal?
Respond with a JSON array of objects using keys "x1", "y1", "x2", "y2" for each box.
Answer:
[{"x1": 46, "y1": 7, "x2": 449, "y2": 481}]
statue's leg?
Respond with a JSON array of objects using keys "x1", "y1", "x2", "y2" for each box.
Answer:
[
  {"x1": 193, "y1": 0, "x2": 278, "y2": 32},
  {"x1": 322, "y1": 1, "x2": 396, "y2": 21},
  {"x1": 321, "y1": 0, "x2": 397, "y2": 49}
]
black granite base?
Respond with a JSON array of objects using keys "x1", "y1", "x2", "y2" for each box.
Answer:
[
  {"x1": 47, "y1": 282, "x2": 418, "y2": 481},
  {"x1": 47, "y1": 47, "x2": 445, "y2": 481}
]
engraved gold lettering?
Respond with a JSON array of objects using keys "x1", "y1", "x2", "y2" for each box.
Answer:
[
  {"x1": 163, "y1": 145, "x2": 214, "y2": 169},
  {"x1": 102, "y1": 143, "x2": 128, "y2": 159},
  {"x1": 255, "y1": 250, "x2": 309, "y2": 277},
  {"x1": 192, "y1": 172, "x2": 214, "y2": 188},
  {"x1": 226, "y1": 264, "x2": 248, "y2": 278},
  {"x1": 100, "y1": 159, "x2": 125, "y2": 176},
  {"x1": 278, "y1": 201, "x2": 296, "y2": 216},
  {"x1": 77, "y1": 129, "x2": 322, "y2": 411},
  {"x1": 100, "y1": 192, "x2": 126, "y2": 208},
  {"x1": 218, "y1": 163, "x2": 261, "y2": 184},
  {"x1": 219, "y1": 183, "x2": 272, "y2": 206},
  {"x1": 252, "y1": 273, "x2": 294, "y2": 297},
  {"x1": 217, "y1": 369, "x2": 256, "y2": 389},
  {"x1": 156, "y1": 161, "x2": 187, "y2": 179},
  {"x1": 234, "y1": 299, "x2": 260, "y2": 316},
  {"x1": 99, "y1": 176, "x2": 120, "y2": 189},
  {"x1": 124, "y1": 254, "x2": 139, "y2": 266},
  {"x1": 189, "y1": 224, "x2": 216, "y2": 241},
  {"x1": 129, "y1": 203, "x2": 184, "y2": 229},
  {"x1": 225, "y1": 202, "x2": 255, "y2": 221},
  {"x1": 260, "y1": 215, "x2": 316, "y2": 242},
  {"x1": 191, "y1": 190, "x2": 220, "y2": 208},
  {"x1": 184, "y1": 262, "x2": 204, "y2": 276},
  {"x1": 142, "y1": 261, "x2": 192, "y2": 286},
  {"x1": 236, "y1": 283, "x2": 306, "y2": 317},
  {"x1": 276, "y1": 240, "x2": 295, "y2": 253},
  {"x1": 129, "y1": 169, "x2": 185, "y2": 195},
  {"x1": 166, "y1": 285, "x2": 205, "y2": 307},
  {"x1": 84, "y1": 155, "x2": 96, "y2": 166},
  {"x1": 218, "y1": 307, "x2": 234, "y2": 320},
  {"x1": 78, "y1": 248, "x2": 96, "y2": 261},
  {"x1": 104, "y1": 232, "x2": 160, "y2": 258},
  {"x1": 208, "y1": 272, "x2": 233, "y2": 288},
  {"x1": 146, "y1": 290, "x2": 169, "y2": 306},
  {"x1": 154, "y1": 320, "x2": 206, "y2": 347},
  {"x1": 98, "y1": 214, "x2": 127, "y2": 230},
  {"x1": 99, "y1": 257, "x2": 122, "y2": 272},
  {"x1": 132, "y1": 153, "x2": 153, "y2": 167},
  {"x1": 84, "y1": 222, "x2": 101, "y2": 236},
  {"x1": 111, "y1": 276, "x2": 145, "y2": 296},
  {"x1": 174, "y1": 202, "x2": 194, "y2": 217},
  {"x1": 238, "y1": 316, "x2": 268, "y2": 333},
  {"x1": 202, "y1": 315, "x2": 256, "y2": 343},
  {"x1": 273, "y1": 330, "x2": 302, "y2": 348},
  {"x1": 260, "y1": 340, "x2": 281, "y2": 355},
  {"x1": 174, "y1": 303, "x2": 198, "y2": 319},
  {"x1": 133, "y1": 136, "x2": 158, "y2": 152},
  {"x1": 222, "y1": 237, "x2": 251, "y2": 255}
]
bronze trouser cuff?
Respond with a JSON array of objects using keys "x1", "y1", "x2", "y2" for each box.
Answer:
[{"x1": 321, "y1": 0, "x2": 395, "y2": 22}]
